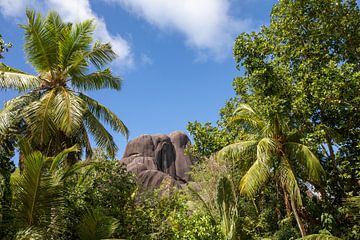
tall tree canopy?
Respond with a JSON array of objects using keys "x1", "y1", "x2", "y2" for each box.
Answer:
[
  {"x1": 188, "y1": 0, "x2": 359, "y2": 238},
  {"x1": 0, "y1": 10, "x2": 128, "y2": 161}
]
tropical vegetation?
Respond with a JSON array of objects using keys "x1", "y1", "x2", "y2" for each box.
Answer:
[{"x1": 0, "y1": 0, "x2": 359, "y2": 239}]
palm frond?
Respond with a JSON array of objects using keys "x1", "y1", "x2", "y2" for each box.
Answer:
[
  {"x1": 59, "y1": 19, "x2": 95, "y2": 70},
  {"x1": 87, "y1": 41, "x2": 117, "y2": 69},
  {"x1": 76, "y1": 208, "x2": 119, "y2": 240},
  {"x1": 230, "y1": 104, "x2": 264, "y2": 132},
  {"x1": 216, "y1": 176, "x2": 238, "y2": 240},
  {"x1": 47, "y1": 145, "x2": 79, "y2": 174},
  {"x1": 52, "y1": 87, "x2": 86, "y2": 136},
  {"x1": 83, "y1": 111, "x2": 118, "y2": 158},
  {"x1": 12, "y1": 151, "x2": 63, "y2": 227},
  {"x1": 23, "y1": 89, "x2": 57, "y2": 144},
  {"x1": 72, "y1": 68, "x2": 122, "y2": 91},
  {"x1": 0, "y1": 92, "x2": 41, "y2": 136},
  {"x1": 21, "y1": 9, "x2": 56, "y2": 72},
  {"x1": 257, "y1": 137, "x2": 276, "y2": 163},
  {"x1": 0, "y1": 63, "x2": 41, "y2": 91},
  {"x1": 277, "y1": 157, "x2": 302, "y2": 207},
  {"x1": 240, "y1": 159, "x2": 270, "y2": 197},
  {"x1": 217, "y1": 140, "x2": 258, "y2": 162},
  {"x1": 80, "y1": 123, "x2": 93, "y2": 159},
  {"x1": 285, "y1": 142, "x2": 325, "y2": 184},
  {"x1": 80, "y1": 93, "x2": 128, "y2": 139}
]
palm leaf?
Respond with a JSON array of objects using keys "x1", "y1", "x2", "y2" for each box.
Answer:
[
  {"x1": 80, "y1": 123, "x2": 93, "y2": 159},
  {"x1": 0, "y1": 92, "x2": 41, "y2": 137},
  {"x1": 77, "y1": 208, "x2": 119, "y2": 240},
  {"x1": 257, "y1": 137, "x2": 276, "y2": 163},
  {"x1": 0, "y1": 63, "x2": 41, "y2": 91},
  {"x1": 216, "y1": 176, "x2": 238, "y2": 240},
  {"x1": 87, "y1": 41, "x2": 117, "y2": 69},
  {"x1": 12, "y1": 151, "x2": 63, "y2": 227},
  {"x1": 47, "y1": 145, "x2": 79, "y2": 174},
  {"x1": 59, "y1": 19, "x2": 95, "y2": 70},
  {"x1": 80, "y1": 93, "x2": 128, "y2": 139},
  {"x1": 21, "y1": 9, "x2": 56, "y2": 72},
  {"x1": 285, "y1": 142, "x2": 325, "y2": 184},
  {"x1": 217, "y1": 140, "x2": 258, "y2": 162},
  {"x1": 240, "y1": 159, "x2": 270, "y2": 197},
  {"x1": 83, "y1": 111, "x2": 118, "y2": 158},
  {"x1": 277, "y1": 157, "x2": 302, "y2": 207},
  {"x1": 72, "y1": 68, "x2": 122, "y2": 91},
  {"x1": 231, "y1": 104, "x2": 264, "y2": 131},
  {"x1": 23, "y1": 89, "x2": 57, "y2": 144},
  {"x1": 52, "y1": 87, "x2": 86, "y2": 136}
]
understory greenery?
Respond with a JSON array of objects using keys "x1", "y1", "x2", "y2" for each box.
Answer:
[{"x1": 1, "y1": 0, "x2": 359, "y2": 239}]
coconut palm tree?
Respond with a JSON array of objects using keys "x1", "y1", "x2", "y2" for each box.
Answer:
[
  {"x1": 0, "y1": 10, "x2": 128, "y2": 161},
  {"x1": 218, "y1": 104, "x2": 325, "y2": 237}
]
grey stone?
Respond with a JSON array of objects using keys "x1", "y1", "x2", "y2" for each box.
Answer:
[{"x1": 121, "y1": 131, "x2": 194, "y2": 188}]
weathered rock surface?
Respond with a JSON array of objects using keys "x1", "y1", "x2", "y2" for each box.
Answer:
[{"x1": 121, "y1": 131, "x2": 194, "y2": 188}]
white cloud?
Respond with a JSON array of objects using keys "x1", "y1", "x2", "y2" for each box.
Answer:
[
  {"x1": 104, "y1": 0, "x2": 252, "y2": 60},
  {"x1": 0, "y1": 0, "x2": 133, "y2": 69},
  {"x1": 0, "y1": 0, "x2": 25, "y2": 17},
  {"x1": 140, "y1": 54, "x2": 153, "y2": 66}
]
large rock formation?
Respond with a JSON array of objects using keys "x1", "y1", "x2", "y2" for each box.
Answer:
[{"x1": 121, "y1": 131, "x2": 193, "y2": 188}]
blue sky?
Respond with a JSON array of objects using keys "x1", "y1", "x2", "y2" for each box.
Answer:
[{"x1": 0, "y1": 0, "x2": 276, "y2": 158}]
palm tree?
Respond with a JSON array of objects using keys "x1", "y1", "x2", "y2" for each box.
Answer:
[
  {"x1": 12, "y1": 146, "x2": 79, "y2": 231},
  {"x1": 0, "y1": 10, "x2": 128, "y2": 162},
  {"x1": 218, "y1": 104, "x2": 325, "y2": 237}
]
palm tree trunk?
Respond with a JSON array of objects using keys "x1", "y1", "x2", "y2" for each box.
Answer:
[
  {"x1": 19, "y1": 151, "x2": 25, "y2": 173},
  {"x1": 283, "y1": 188, "x2": 292, "y2": 217},
  {"x1": 290, "y1": 196, "x2": 306, "y2": 237}
]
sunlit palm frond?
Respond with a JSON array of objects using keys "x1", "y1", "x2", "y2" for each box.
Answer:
[
  {"x1": 257, "y1": 137, "x2": 276, "y2": 163},
  {"x1": 87, "y1": 41, "x2": 117, "y2": 69},
  {"x1": 234, "y1": 104, "x2": 256, "y2": 115},
  {"x1": 230, "y1": 104, "x2": 264, "y2": 132},
  {"x1": 12, "y1": 151, "x2": 63, "y2": 227},
  {"x1": 0, "y1": 92, "x2": 41, "y2": 136},
  {"x1": 59, "y1": 19, "x2": 95, "y2": 70},
  {"x1": 0, "y1": 63, "x2": 41, "y2": 91},
  {"x1": 72, "y1": 68, "x2": 122, "y2": 91},
  {"x1": 4, "y1": 91, "x2": 41, "y2": 110},
  {"x1": 52, "y1": 87, "x2": 86, "y2": 136},
  {"x1": 285, "y1": 142, "x2": 325, "y2": 184},
  {"x1": 80, "y1": 93, "x2": 128, "y2": 139},
  {"x1": 277, "y1": 157, "x2": 302, "y2": 207},
  {"x1": 45, "y1": 11, "x2": 68, "y2": 66},
  {"x1": 217, "y1": 140, "x2": 258, "y2": 162},
  {"x1": 240, "y1": 159, "x2": 270, "y2": 197},
  {"x1": 83, "y1": 111, "x2": 118, "y2": 158},
  {"x1": 23, "y1": 89, "x2": 57, "y2": 144},
  {"x1": 21, "y1": 9, "x2": 56, "y2": 72}
]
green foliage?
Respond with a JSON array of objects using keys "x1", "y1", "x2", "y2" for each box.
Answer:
[
  {"x1": 216, "y1": 176, "x2": 238, "y2": 240},
  {"x1": 76, "y1": 209, "x2": 119, "y2": 240},
  {"x1": 59, "y1": 159, "x2": 136, "y2": 239},
  {"x1": 0, "y1": 34, "x2": 12, "y2": 59},
  {"x1": 188, "y1": 0, "x2": 359, "y2": 238},
  {"x1": 124, "y1": 189, "x2": 221, "y2": 240},
  {"x1": 0, "y1": 10, "x2": 128, "y2": 160}
]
